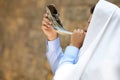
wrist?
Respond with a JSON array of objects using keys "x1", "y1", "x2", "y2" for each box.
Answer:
[
  {"x1": 47, "y1": 34, "x2": 58, "y2": 41},
  {"x1": 70, "y1": 43, "x2": 82, "y2": 49}
]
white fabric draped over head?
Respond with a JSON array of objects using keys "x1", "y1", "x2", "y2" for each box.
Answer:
[{"x1": 54, "y1": 0, "x2": 120, "y2": 80}]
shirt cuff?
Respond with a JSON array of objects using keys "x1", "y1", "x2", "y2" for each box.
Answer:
[
  {"x1": 63, "y1": 45, "x2": 79, "y2": 64},
  {"x1": 46, "y1": 37, "x2": 60, "y2": 51},
  {"x1": 64, "y1": 45, "x2": 79, "y2": 59}
]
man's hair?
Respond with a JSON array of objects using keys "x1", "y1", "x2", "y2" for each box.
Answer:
[{"x1": 90, "y1": 5, "x2": 95, "y2": 14}]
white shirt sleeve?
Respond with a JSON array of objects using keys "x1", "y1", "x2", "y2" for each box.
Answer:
[
  {"x1": 46, "y1": 38, "x2": 80, "y2": 74},
  {"x1": 46, "y1": 38, "x2": 64, "y2": 74},
  {"x1": 58, "y1": 46, "x2": 79, "y2": 68}
]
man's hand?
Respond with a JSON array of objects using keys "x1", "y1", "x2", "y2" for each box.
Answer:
[
  {"x1": 41, "y1": 14, "x2": 58, "y2": 41},
  {"x1": 70, "y1": 29, "x2": 85, "y2": 48}
]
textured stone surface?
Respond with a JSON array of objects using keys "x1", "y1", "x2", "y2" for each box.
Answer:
[
  {"x1": 60, "y1": 0, "x2": 98, "y2": 6},
  {"x1": 0, "y1": 0, "x2": 120, "y2": 80}
]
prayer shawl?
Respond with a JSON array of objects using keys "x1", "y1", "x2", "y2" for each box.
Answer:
[{"x1": 53, "y1": 0, "x2": 120, "y2": 80}]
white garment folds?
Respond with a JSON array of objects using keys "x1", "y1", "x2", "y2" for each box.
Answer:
[{"x1": 53, "y1": 0, "x2": 120, "y2": 80}]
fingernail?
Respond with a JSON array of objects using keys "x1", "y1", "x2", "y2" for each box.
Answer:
[
  {"x1": 44, "y1": 13, "x2": 48, "y2": 17},
  {"x1": 78, "y1": 29, "x2": 80, "y2": 32}
]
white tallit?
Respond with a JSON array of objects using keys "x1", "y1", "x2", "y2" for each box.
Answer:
[{"x1": 53, "y1": 0, "x2": 120, "y2": 80}]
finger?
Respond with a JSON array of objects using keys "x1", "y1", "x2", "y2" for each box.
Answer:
[
  {"x1": 44, "y1": 18, "x2": 52, "y2": 25},
  {"x1": 77, "y1": 29, "x2": 80, "y2": 32},
  {"x1": 42, "y1": 18, "x2": 51, "y2": 27},
  {"x1": 41, "y1": 24, "x2": 48, "y2": 30},
  {"x1": 81, "y1": 29, "x2": 84, "y2": 33},
  {"x1": 44, "y1": 13, "x2": 48, "y2": 18},
  {"x1": 73, "y1": 29, "x2": 77, "y2": 32},
  {"x1": 43, "y1": 17, "x2": 51, "y2": 25},
  {"x1": 42, "y1": 24, "x2": 52, "y2": 30},
  {"x1": 76, "y1": 29, "x2": 81, "y2": 34},
  {"x1": 78, "y1": 29, "x2": 83, "y2": 33},
  {"x1": 42, "y1": 20, "x2": 51, "y2": 28}
]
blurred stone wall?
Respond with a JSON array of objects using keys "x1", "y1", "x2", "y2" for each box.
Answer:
[{"x1": 0, "y1": 0, "x2": 120, "y2": 80}]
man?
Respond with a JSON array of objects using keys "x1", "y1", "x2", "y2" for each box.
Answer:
[
  {"x1": 41, "y1": 5, "x2": 95, "y2": 74},
  {"x1": 53, "y1": 0, "x2": 120, "y2": 80}
]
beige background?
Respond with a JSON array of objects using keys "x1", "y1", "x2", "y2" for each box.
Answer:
[{"x1": 0, "y1": 0, "x2": 120, "y2": 80}]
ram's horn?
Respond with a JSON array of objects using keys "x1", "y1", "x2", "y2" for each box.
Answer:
[{"x1": 46, "y1": 4, "x2": 72, "y2": 35}]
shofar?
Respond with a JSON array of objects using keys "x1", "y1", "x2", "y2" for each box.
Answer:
[{"x1": 46, "y1": 4, "x2": 72, "y2": 35}]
